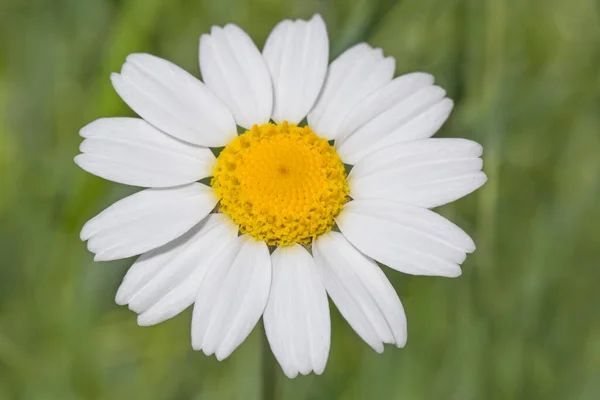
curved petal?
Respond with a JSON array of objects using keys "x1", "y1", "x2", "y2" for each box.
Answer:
[
  {"x1": 336, "y1": 199, "x2": 477, "y2": 277},
  {"x1": 313, "y1": 232, "x2": 407, "y2": 352},
  {"x1": 200, "y1": 24, "x2": 273, "y2": 129},
  {"x1": 111, "y1": 214, "x2": 238, "y2": 326},
  {"x1": 264, "y1": 245, "x2": 330, "y2": 378},
  {"x1": 335, "y1": 72, "x2": 434, "y2": 143},
  {"x1": 263, "y1": 14, "x2": 329, "y2": 124},
  {"x1": 81, "y1": 183, "x2": 217, "y2": 261},
  {"x1": 348, "y1": 139, "x2": 486, "y2": 208},
  {"x1": 192, "y1": 234, "x2": 271, "y2": 360},
  {"x1": 335, "y1": 73, "x2": 454, "y2": 163},
  {"x1": 111, "y1": 53, "x2": 236, "y2": 147},
  {"x1": 349, "y1": 138, "x2": 482, "y2": 178},
  {"x1": 75, "y1": 118, "x2": 215, "y2": 188},
  {"x1": 307, "y1": 43, "x2": 395, "y2": 140}
]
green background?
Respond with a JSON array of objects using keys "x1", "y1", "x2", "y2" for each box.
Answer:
[{"x1": 1, "y1": 0, "x2": 599, "y2": 399}]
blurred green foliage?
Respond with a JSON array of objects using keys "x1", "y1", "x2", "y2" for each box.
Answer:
[{"x1": 1, "y1": 0, "x2": 600, "y2": 399}]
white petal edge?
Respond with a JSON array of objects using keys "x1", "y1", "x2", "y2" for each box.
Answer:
[
  {"x1": 342, "y1": 199, "x2": 476, "y2": 251},
  {"x1": 75, "y1": 118, "x2": 215, "y2": 188},
  {"x1": 112, "y1": 214, "x2": 238, "y2": 326},
  {"x1": 200, "y1": 24, "x2": 273, "y2": 129},
  {"x1": 263, "y1": 14, "x2": 329, "y2": 124},
  {"x1": 336, "y1": 200, "x2": 476, "y2": 277},
  {"x1": 348, "y1": 139, "x2": 486, "y2": 208},
  {"x1": 335, "y1": 72, "x2": 434, "y2": 144},
  {"x1": 264, "y1": 244, "x2": 330, "y2": 378},
  {"x1": 308, "y1": 43, "x2": 395, "y2": 140},
  {"x1": 81, "y1": 183, "x2": 217, "y2": 261},
  {"x1": 192, "y1": 234, "x2": 271, "y2": 360},
  {"x1": 349, "y1": 138, "x2": 483, "y2": 179},
  {"x1": 111, "y1": 53, "x2": 236, "y2": 147},
  {"x1": 313, "y1": 232, "x2": 407, "y2": 352},
  {"x1": 335, "y1": 73, "x2": 455, "y2": 163}
]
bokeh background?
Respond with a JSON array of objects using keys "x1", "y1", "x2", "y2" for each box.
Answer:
[{"x1": 1, "y1": 0, "x2": 600, "y2": 399}]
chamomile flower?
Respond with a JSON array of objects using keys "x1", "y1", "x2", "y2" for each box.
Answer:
[{"x1": 76, "y1": 14, "x2": 486, "y2": 378}]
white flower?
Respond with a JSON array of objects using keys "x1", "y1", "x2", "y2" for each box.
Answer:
[{"x1": 75, "y1": 14, "x2": 486, "y2": 378}]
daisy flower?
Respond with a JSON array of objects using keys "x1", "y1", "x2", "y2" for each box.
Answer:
[{"x1": 76, "y1": 14, "x2": 486, "y2": 378}]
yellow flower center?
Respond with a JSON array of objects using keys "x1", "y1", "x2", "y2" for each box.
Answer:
[{"x1": 211, "y1": 122, "x2": 349, "y2": 246}]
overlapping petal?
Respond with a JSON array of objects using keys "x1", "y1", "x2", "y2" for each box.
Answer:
[
  {"x1": 263, "y1": 14, "x2": 329, "y2": 124},
  {"x1": 81, "y1": 183, "x2": 217, "y2": 261},
  {"x1": 264, "y1": 245, "x2": 330, "y2": 378},
  {"x1": 111, "y1": 53, "x2": 236, "y2": 147},
  {"x1": 200, "y1": 24, "x2": 273, "y2": 129},
  {"x1": 336, "y1": 199, "x2": 476, "y2": 277},
  {"x1": 313, "y1": 232, "x2": 407, "y2": 351},
  {"x1": 192, "y1": 235, "x2": 271, "y2": 360},
  {"x1": 308, "y1": 43, "x2": 395, "y2": 139},
  {"x1": 113, "y1": 214, "x2": 238, "y2": 326},
  {"x1": 336, "y1": 73, "x2": 454, "y2": 163},
  {"x1": 348, "y1": 138, "x2": 486, "y2": 208},
  {"x1": 75, "y1": 118, "x2": 215, "y2": 188}
]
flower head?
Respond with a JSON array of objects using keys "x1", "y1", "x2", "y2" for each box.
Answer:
[{"x1": 76, "y1": 14, "x2": 486, "y2": 378}]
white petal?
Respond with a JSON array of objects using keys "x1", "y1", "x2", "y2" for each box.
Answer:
[
  {"x1": 200, "y1": 24, "x2": 273, "y2": 129},
  {"x1": 336, "y1": 200, "x2": 476, "y2": 277},
  {"x1": 192, "y1": 235, "x2": 271, "y2": 360},
  {"x1": 75, "y1": 118, "x2": 215, "y2": 188},
  {"x1": 308, "y1": 43, "x2": 395, "y2": 140},
  {"x1": 111, "y1": 53, "x2": 236, "y2": 147},
  {"x1": 313, "y1": 232, "x2": 407, "y2": 352},
  {"x1": 263, "y1": 14, "x2": 329, "y2": 124},
  {"x1": 343, "y1": 199, "x2": 475, "y2": 251},
  {"x1": 112, "y1": 214, "x2": 238, "y2": 325},
  {"x1": 335, "y1": 72, "x2": 434, "y2": 143},
  {"x1": 335, "y1": 74, "x2": 454, "y2": 163},
  {"x1": 348, "y1": 139, "x2": 486, "y2": 208},
  {"x1": 349, "y1": 138, "x2": 483, "y2": 179},
  {"x1": 117, "y1": 215, "x2": 236, "y2": 318},
  {"x1": 351, "y1": 171, "x2": 487, "y2": 209},
  {"x1": 81, "y1": 183, "x2": 217, "y2": 261},
  {"x1": 370, "y1": 99, "x2": 454, "y2": 152},
  {"x1": 264, "y1": 245, "x2": 330, "y2": 378}
]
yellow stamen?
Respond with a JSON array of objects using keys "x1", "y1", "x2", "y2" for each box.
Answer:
[{"x1": 212, "y1": 122, "x2": 349, "y2": 246}]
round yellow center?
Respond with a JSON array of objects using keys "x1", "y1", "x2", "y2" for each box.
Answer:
[{"x1": 211, "y1": 122, "x2": 349, "y2": 246}]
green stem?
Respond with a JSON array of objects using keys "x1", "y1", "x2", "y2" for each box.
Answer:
[{"x1": 261, "y1": 324, "x2": 277, "y2": 400}]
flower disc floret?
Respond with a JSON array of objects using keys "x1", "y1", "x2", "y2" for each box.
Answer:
[{"x1": 212, "y1": 122, "x2": 349, "y2": 246}]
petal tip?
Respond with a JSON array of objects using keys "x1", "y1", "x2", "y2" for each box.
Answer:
[
  {"x1": 442, "y1": 97, "x2": 455, "y2": 110},
  {"x1": 199, "y1": 33, "x2": 211, "y2": 46},
  {"x1": 449, "y1": 267, "x2": 463, "y2": 278},
  {"x1": 114, "y1": 291, "x2": 128, "y2": 306},
  {"x1": 283, "y1": 369, "x2": 299, "y2": 379},
  {"x1": 78, "y1": 121, "x2": 96, "y2": 138},
  {"x1": 215, "y1": 347, "x2": 233, "y2": 361},
  {"x1": 201, "y1": 347, "x2": 215, "y2": 357},
  {"x1": 313, "y1": 364, "x2": 326, "y2": 375},
  {"x1": 137, "y1": 314, "x2": 155, "y2": 327},
  {"x1": 109, "y1": 72, "x2": 122, "y2": 88},
  {"x1": 80, "y1": 222, "x2": 92, "y2": 241},
  {"x1": 73, "y1": 154, "x2": 83, "y2": 167},
  {"x1": 191, "y1": 337, "x2": 202, "y2": 351},
  {"x1": 124, "y1": 52, "x2": 143, "y2": 63},
  {"x1": 480, "y1": 172, "x2": 488, "y2": 184},
  {"x1": 310, "y1": 13, "x2": 325, "y2": 24}
]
